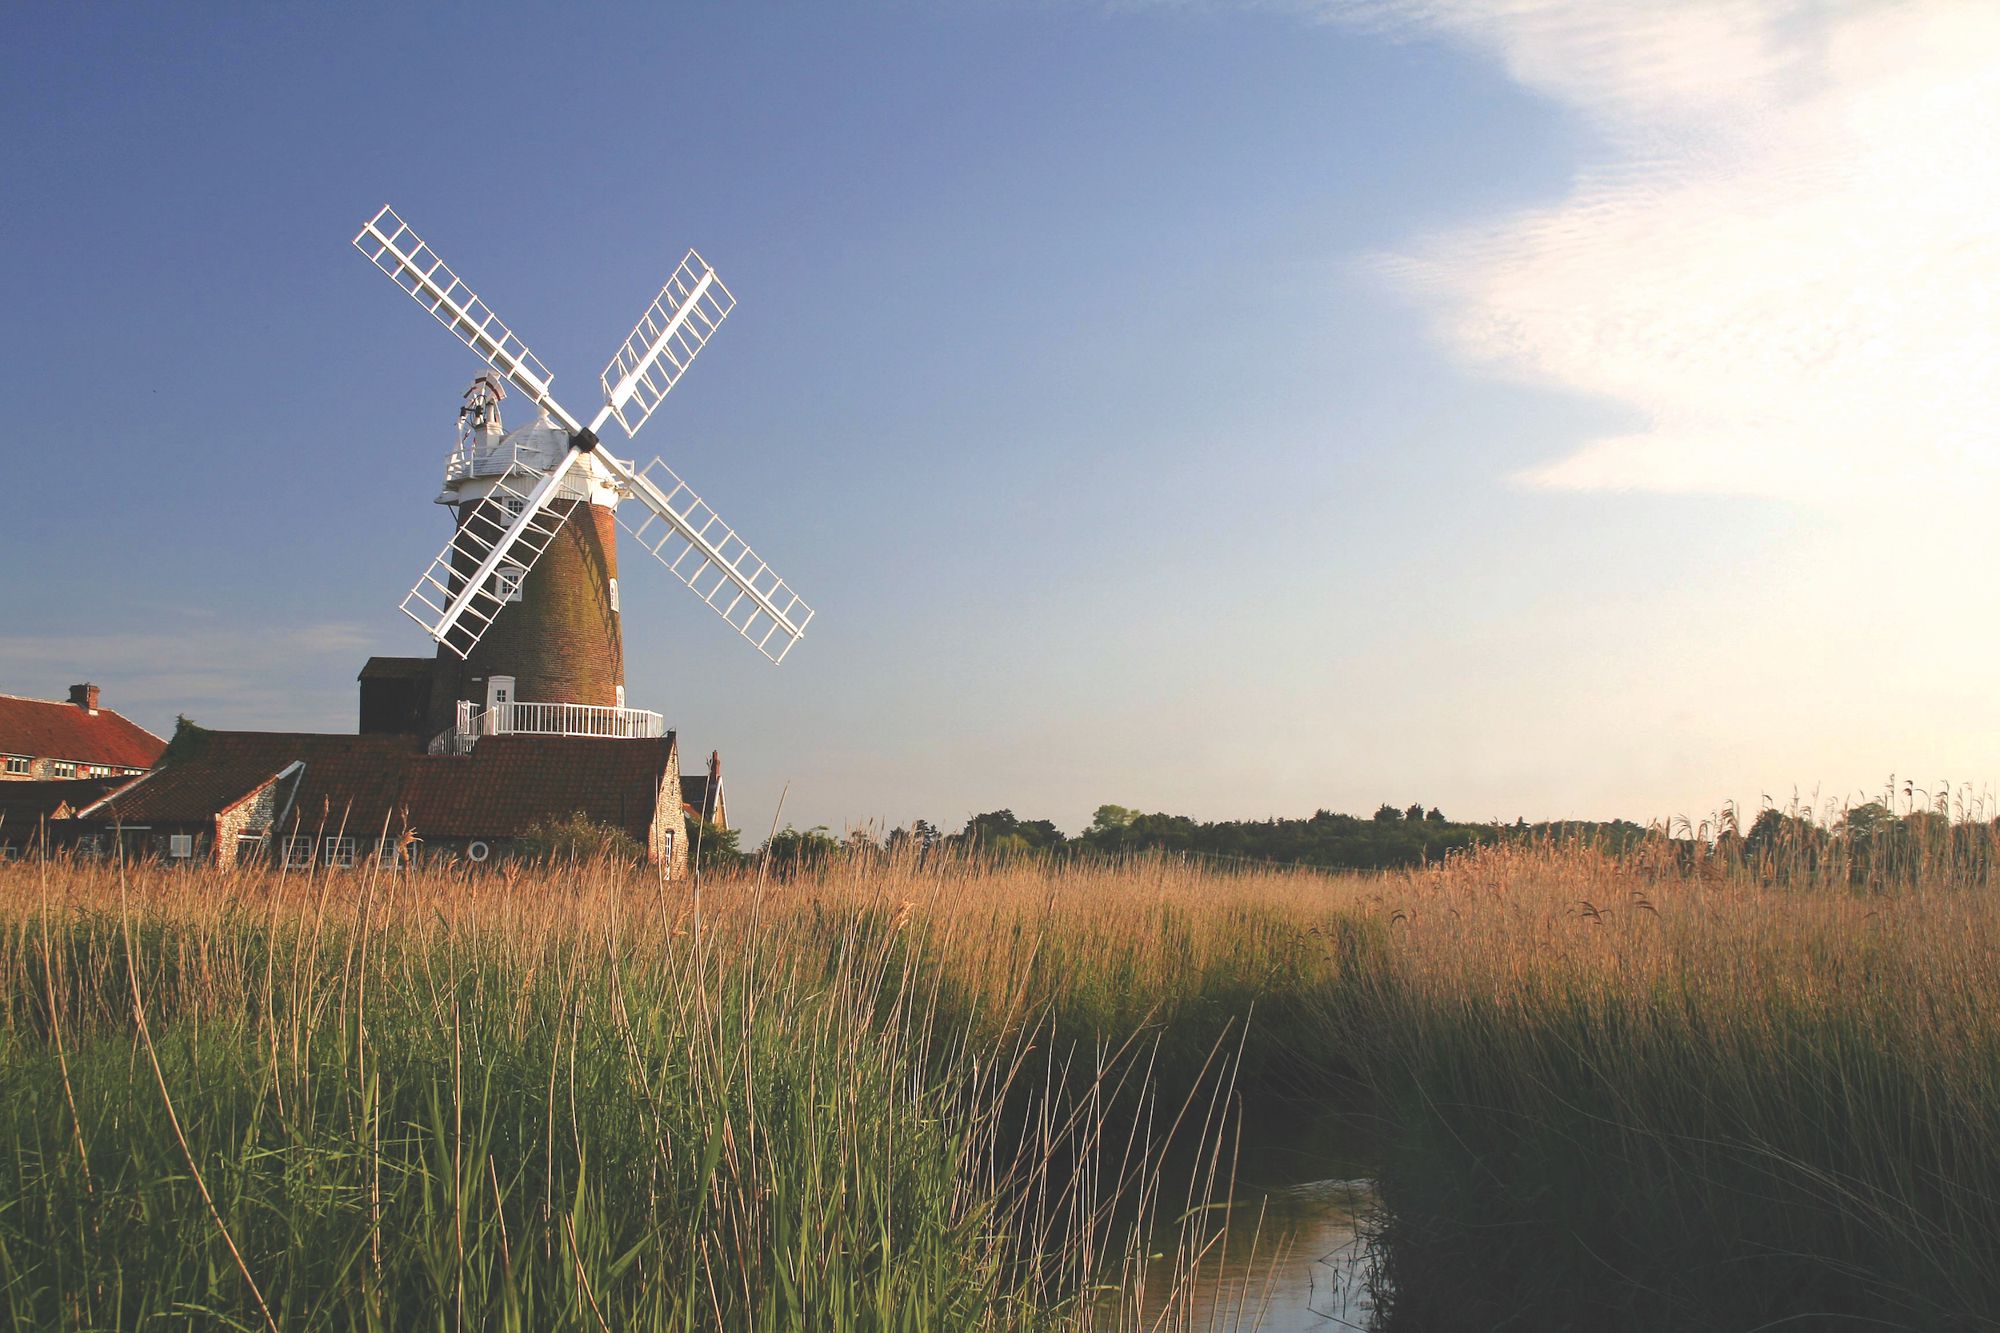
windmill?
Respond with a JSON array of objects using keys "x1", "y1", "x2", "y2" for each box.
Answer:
[{"x1": 351, "y1": 205, "x2": 812, "y2": 740}]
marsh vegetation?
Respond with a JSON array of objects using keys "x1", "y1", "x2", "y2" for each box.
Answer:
[{"x1": 4, "y1": 820, "x2": 2000, "y2": 1329}]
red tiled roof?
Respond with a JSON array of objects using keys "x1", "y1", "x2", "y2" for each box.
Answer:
[
  {"x1": 0, "y1": 777, "x2": 141, "y2": 830},
  {"x1": 405, "y1": 735, "x2": 677, "y2": 842},
  {"x1": 90, "y1": 732, "x2": 424, "y2": 830},
  {"x1": 0, "y1": 694, "x2": 165, "y2": 769},
  {"x1": 82, "y1": 729, "x2": 676, "y2": 843}
]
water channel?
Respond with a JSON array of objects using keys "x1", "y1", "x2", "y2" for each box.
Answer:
[{"x1": 1129, "y1": 1103, "x2": 1383, "y2": 1330}]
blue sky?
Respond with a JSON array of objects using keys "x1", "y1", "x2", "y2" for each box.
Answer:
[{"x1": 6, "y1": 2, "x2": 1997, "y2": 837}]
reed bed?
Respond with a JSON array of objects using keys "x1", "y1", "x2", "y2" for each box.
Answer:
[
  {"x1": 5, "y1": 833, "x2": 2000, "y2": 1329},
  {"x1": 0, "y1": 853, "x2": 1258, "y2": 1330}
]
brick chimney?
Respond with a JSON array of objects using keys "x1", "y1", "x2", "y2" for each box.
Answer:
[
  {"x1": 68, "y1": 683, "x2": 100, "y2": 714},
  {"x1": 709, "y1": 749, "x2": 721, "y2": 786}
]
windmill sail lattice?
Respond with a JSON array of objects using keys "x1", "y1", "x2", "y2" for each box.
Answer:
[
  {"x1": 354, "y1": 206, "x2": 563, "y2": 416},
  {"x1": 614, "y1": 456, "x2": 814, "y2": 663},
  {"x1": 354, "y1": 203, "x2": 812, "y2": 666},
  {"x1": 399, "y1": 458, "x2": 577, "y2": 658},
  {"x1": 601, "y1": 251, "x2": 735, "y2": 438}
]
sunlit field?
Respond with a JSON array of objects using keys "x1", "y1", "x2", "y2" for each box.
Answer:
[{"x1": 5, "y1": 825, "x2": 2000, "y2": 1329}]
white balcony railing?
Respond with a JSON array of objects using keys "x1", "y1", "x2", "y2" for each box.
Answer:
[{"x1": 443, "y1": 699, "x2": 666, "y2": 751}]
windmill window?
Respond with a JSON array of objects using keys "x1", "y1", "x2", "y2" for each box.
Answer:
[
  {"x1": 609, "y1": 577, "x2": 620, "y2": 611},
  {"x1": 324, "y1": 836, "x2": 356, "y2": 869},
  {"x1": 501, "y1": 495, "x2": 526, "y2": 519},
  {"x1": 168, "y1": 834, "x2": 193, "y2": 859},
  {"x1": 282, "y1": 836, "x2": 316, "y2": 871},
  {"x1": 4, "y1": 756, "x2": 26, "y2": 775},
  {"x1": 493, "y1": 565, "x2": 526, "y2": 603}
]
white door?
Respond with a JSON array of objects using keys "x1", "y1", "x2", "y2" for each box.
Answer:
[{"x1": 486, "y1": 675, "x2": 515, "y2": 733}]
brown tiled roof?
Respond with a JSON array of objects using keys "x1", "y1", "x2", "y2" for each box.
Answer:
[
  {"x1": 89, "y1": 732, "x2": 424, "y2": 830},
  {"x1": 0, "y1": 694, "x2": 165, "y2": 769},
  {"x1": 405, "y1": 735, "x2": 677, "y2": 842},
  {"x1": 0, "y1": 777, "x2": 140, "y2": 830},
  {"x1": 80, "y1": 729, "x2": 676, "y2": 844},
  {"x1": 357, "y1": 656, "x2": 435, "y2": 681}
]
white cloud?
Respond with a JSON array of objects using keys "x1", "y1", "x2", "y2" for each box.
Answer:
[
  {"x1": 1350, "y1": 0, "x2": 2000, "y2": 500},
  {"x1": 0, "y1": 622, "x2": 373, "y2": 733}
]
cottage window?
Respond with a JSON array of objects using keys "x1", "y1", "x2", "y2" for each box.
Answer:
[
  {"x1": 282, "y1": 836, "x2": 316, "y2": 871},
  {"x1": 50, "y1": 761, "x2": 77, "y2": 779},
  {"x1": 324, "y1": 836, "x2": 356, "y2": 869},
  {"x1": 493, "y1": 564, "x2": 525, "y2": 603},
  {"x1": 3, "y1": 756, "x2": 26, "y2": 775},
  {"x1": 168, "y1": 834, "x2": 193, "y2": 859}
]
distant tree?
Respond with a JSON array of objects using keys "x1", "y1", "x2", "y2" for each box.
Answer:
[
  {"x1": 1405, "y1": 802, "x2": 1426, "y2": 823},
  {"x1": 163, "y1": 715, "x2": 208, "y2": 765},
  {"x1": 1425, "y1": 807, "x2": 1446, "y2": 823},
  {"x1": 886, "y1": 818, "x2": 943, "y2": 857},
  {"x1": 689, "y1": 818, "x2": 743, "y2": 872},
  {"x1": 1373, "y1": 803, "x2": 1402, "y2": 823},
  {"x1": 1091, "y1": 804, "x2": 1139, "y2": 832},
  {"x1": 957, "y1": 809, "x2": 1066, "y2": 857},
  {"x1": 761, "y1": 825, "x2": 839, "y2": 877}
]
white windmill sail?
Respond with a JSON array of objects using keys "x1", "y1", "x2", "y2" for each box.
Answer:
[
  {"x1": 399, "y1": 455, "x2": 581, "y2": 658},
  {"x1": 354, "y1": 206, "x2": 568, "y2": 420},
  {"x1": 355, "y1": 203, "x2": 812, "y2": 665},
  {"x1": 600, "y1": 251, "x2": 735, "y2": 438},
  {"x1": 605, "y1": 453, "x2": 814, "y2": 664}
]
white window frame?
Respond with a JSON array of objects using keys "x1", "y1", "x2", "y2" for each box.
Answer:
[
  {"x1": 3, "y1": 755, "x2": 27, "y2": 775},
  {"x1": 615, "y1": 684, "x2": 626, "y2": 708},
  {"x1": 324, "y1": 836, "x2": 356, "y2": 869},
  {"x1": 493, "y1": 564, "x2": 525, "y2": 603},
  {"x1": 168, "y1": 834, "x2": 194, "y2": 859},
  {"x1": 608, "y1": 576, "x2": 619, "y2": 611},
  {"x1": 500, "y1": 495, "x2": 525, "y2": 519},
  {"x1": 50, "y1": 761, "x2": 77, "y2": 779},
  {"x1": 282, "y1": 835, "x2": 316, "y2": 871}
]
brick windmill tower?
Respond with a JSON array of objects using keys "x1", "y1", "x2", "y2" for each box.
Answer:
[{"x1": 351, "y1": 207, "x2": 814, "y2": 748}]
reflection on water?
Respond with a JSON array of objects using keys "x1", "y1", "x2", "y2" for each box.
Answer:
[
  {"x1": 1179, "y1": 1178, "x2": 1376, "y2": 1331},
  {"x1": 1125, "y1": 1177, "x2": 1378, "y2": 1331}
]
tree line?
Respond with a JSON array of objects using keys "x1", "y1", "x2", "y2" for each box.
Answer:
[{"x1": 719, "y1": 803, "x2": 1654, "y2": 876}]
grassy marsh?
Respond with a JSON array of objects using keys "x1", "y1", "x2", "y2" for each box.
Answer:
[{"x1": 4, "y1": 832, "x2": 2000, "y2": 1329}]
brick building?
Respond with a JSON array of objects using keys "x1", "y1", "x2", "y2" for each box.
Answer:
[
  {"x1": 0, "y1": 776, "x2": 140, "y2": 858},
  {"x1": 0, "y1": 684, "x2": 164, "y2": 781},
  {"x1": 69, "y1": 727, "x2": 688, "y2": 873},
  {"x1": 680, "y1": 749, "x2": 727, "y2": 829}
]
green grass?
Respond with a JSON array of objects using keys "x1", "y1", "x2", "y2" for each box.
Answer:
[
  {"x1": 0, "y1": 857, "x2": 1238, "y2": 1330},
  {"x1": 8, "y1": 831, "x2": 2000, "y2": 1330}
]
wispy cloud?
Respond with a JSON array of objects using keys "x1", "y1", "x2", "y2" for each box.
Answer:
[
  {"x1": 0, "y1": 623, "x2": 374, "y2": 733},
  {"x1": 1345, "y1": 0, "x2": 2000, "y2": 500}
]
